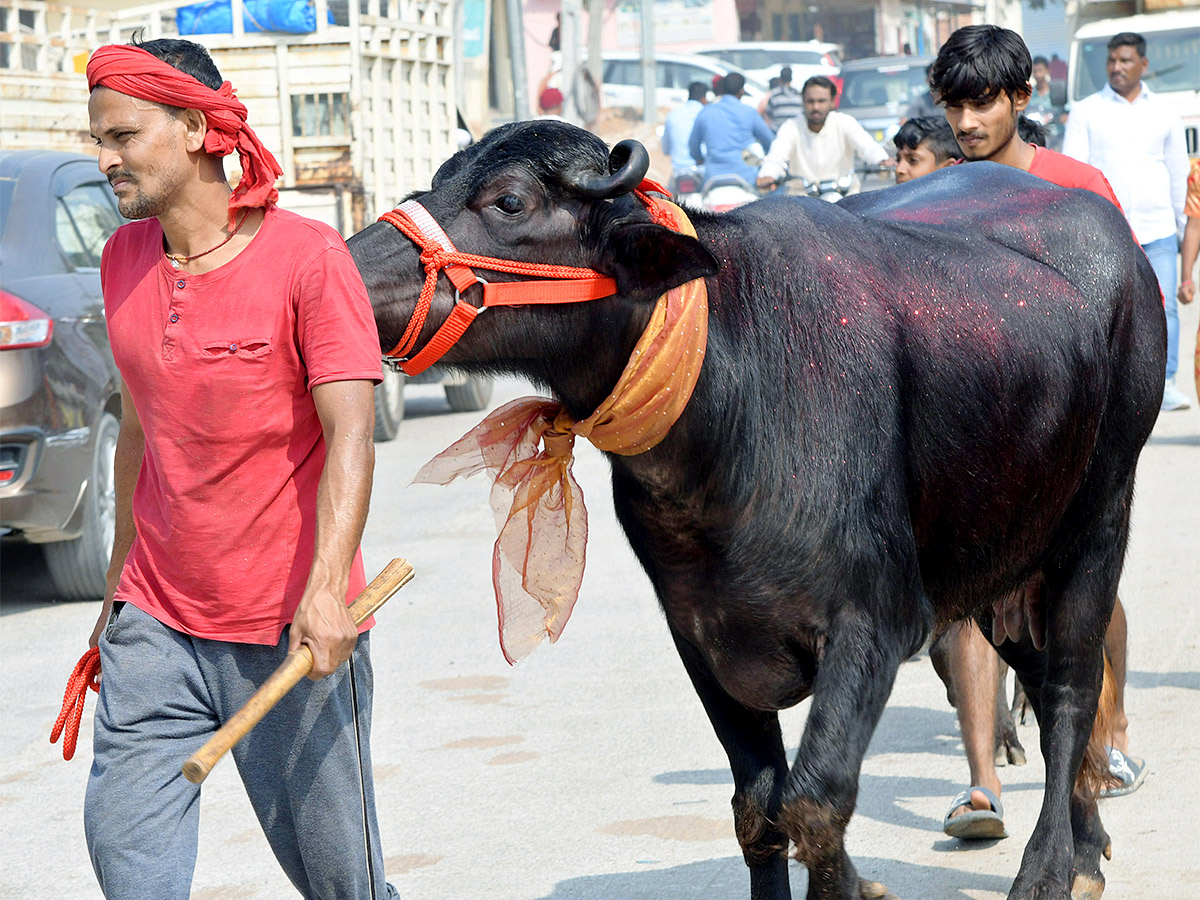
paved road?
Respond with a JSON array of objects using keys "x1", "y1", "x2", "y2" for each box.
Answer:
[{"x1": 2, "y1": 303, "x2": 1198, "y2": 899}]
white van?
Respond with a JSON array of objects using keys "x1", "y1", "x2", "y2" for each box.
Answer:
[
  {"x1": 692, "y1": 41, "x2": 842, "y2": 85},
  {"x1": 1068, "y1": 10, "x2": 1200, "y2": 156}
]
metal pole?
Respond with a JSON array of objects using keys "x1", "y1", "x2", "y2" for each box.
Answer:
[
  {"x1": 640, "y1": 0, "x2": 655, "y2": 125},
  {"x1": 506, "y1": 0, "x2": 529, "y2": 119},
  {"x1": 587, "y1": 0, "x2": 603, "y2": 92},
  {"x1": 561, "y1": 0, "x2": 581, "y2": 124}
]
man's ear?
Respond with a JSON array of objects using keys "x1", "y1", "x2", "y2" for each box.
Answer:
[
  {"x1": 181, "y1": 108, "x2": 208, "y2": 153},
  {"x1": 1011, "y1": 88, "x2": 1031, "y2": 113},
  {"x1": 602, "y1": 223, "x2": 720, "y2": 304}
]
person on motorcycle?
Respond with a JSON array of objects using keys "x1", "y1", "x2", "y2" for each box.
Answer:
[
  {"x1": 663, "y1": 82, "x2": 709, "y2": 180},
  {"x1": 761, "y1": 65, "x2": 805, "y2": 133},
  {"x1": 756, "y1": 76, "x2": 892, "y2": 196},
  {"x1": 689, "y1": 72, "x2": 775, "y2": 189}
]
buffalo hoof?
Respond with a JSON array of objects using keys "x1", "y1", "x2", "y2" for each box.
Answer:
[
  {"x1": 995, "y1": 740, "x2": 1028, "y2": 767},
  {"x1": 1007, "y1": 886, "x2": 1070, "y2": 900},
  {"x1": 859, "y1": 879, "x2": 899, "y2": 899},
  {"x1": 1070, "y1": 872, "x2": 1105, "y2": 900},
  {"x1": 1007, "y1": 872, "x2": 1072, "y2": 900}
]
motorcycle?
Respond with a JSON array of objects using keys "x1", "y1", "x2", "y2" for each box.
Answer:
[
  {"x1": 698, "y1": 174, "x2": 760, "y2": 213},
  {"x1": 667, "y1": 166, "x2": 705, "y2": 211},
  {"x1": 775, "y1": 164, "x2": 895, "y2": 203},
  {"x1": 697, "y1": 164, "x2": 893, "y2": 214},
  {"x1": 796, "y1": 173, "x2": 857, "y2": 202}
]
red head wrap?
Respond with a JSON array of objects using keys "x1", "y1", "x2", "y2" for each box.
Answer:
[{"x1": 86, "y1": 44, "x2": 283, "y2": 229}]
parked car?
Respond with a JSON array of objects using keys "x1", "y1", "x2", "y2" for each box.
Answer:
[
  {"x1": 1, "y1": 149, "x2": 126, "y2": 600},
  {"x1": 598, "y1": 51, "x2": 768, "y2": 110},
  {"x1": 837, "y1": 55, "x2": 935, "y2": 148},
  {"x1": 692, "y1": 41, "x2": 841, "y2": 86}
]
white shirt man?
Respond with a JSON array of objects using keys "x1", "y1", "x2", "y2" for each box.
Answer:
[
  {"x1": 1062, "y1": 81, "x2": 1188, "y2": 244},
  {"x1": 757, "y1": 78, "x2": 889, "y2": 192},
  {"x1": 1062, "y1": 32, "x2": 1190, "y2": 410}
]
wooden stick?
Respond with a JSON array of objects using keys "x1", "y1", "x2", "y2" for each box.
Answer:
[{"x1": 182, "y1": 559, "x2": 414, "y2": 784}]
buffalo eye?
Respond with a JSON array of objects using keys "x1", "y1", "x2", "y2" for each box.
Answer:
[{"x1": 495, "y1": 194, "x2": 525, "y2": 216}]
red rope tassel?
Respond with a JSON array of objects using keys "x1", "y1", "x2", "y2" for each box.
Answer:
[{"x1": 50, "y1": 647, "x2": 101, "y2": 761}]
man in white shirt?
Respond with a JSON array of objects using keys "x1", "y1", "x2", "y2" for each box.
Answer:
[
  {"x1": 756, "y1": 75, "x2": 891, "y2": 195},
  {"x1": 1062, "y1": 31, "x2": 1190, "y2": 411}
]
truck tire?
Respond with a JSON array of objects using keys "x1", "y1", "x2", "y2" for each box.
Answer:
[
  {"x1": 373, "y1": 367, "x2": 405, "y2": 442},
  {"x1": 44, "y1": 412, "x2": 118, "y2": 601},
  {"x1": 444, "y1": 375, "x2": 493, "y2": 412}
]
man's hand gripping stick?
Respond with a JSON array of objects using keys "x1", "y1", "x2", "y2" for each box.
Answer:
[{"x1": 182, "y1": 558, "x2": 414, "y2": 784}]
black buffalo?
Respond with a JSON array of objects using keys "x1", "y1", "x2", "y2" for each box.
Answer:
[{"x1": 347, "y1": 121, "x2": 1164, "y2": 900}]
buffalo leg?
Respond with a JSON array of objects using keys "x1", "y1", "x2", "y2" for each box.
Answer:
[
  {"x1": 992, "y1": 630, "x2": 1110, "y2": 900},
  {"x1": 994, "y1": 530, "x2": 1121, "y2": 899},
  {"x1": 779, "y1": 615, "x2": 912, "y2": 900},
  {"x1": 669, "y1": 628, "x2": 792, "y2": 900},
  {"x1": 994, "y1": 659, "x2": 1027, "y2": 766}
]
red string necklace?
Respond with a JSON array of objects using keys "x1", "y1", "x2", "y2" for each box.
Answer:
[{"x1": 165, "y1": 209, "x2": 250, "y2": 269}]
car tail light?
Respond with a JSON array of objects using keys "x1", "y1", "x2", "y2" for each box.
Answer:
[
  {"x1": 0, "y1": 444, "x2": 27, "y2": 484},
  {"x1": 0, "y1": 290, "x2": 53, "y2": 350}
]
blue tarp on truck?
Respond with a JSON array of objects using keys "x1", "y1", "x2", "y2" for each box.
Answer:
[{"x1": 177, "y1": 0, "x2": 332, "y2": 35}]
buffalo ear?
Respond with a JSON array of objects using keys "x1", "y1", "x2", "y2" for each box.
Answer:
[{"x1": 604, "y1": 223, "x2": 720, "y2": 303}]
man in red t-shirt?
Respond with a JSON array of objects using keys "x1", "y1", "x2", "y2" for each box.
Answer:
[
  {"x1": 923, "y1": 24, "x2": 1145, "y2": 842},
  {"x1": 83, "y1": 38, "x2": 395, "y2": 898}
]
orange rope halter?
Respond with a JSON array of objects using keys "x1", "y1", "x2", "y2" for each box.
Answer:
[
  {"x1": 50, "y1": 646, "x2": 101, "y2": 761},
  {"x1": 376, "y1": 181, "x2": 670, "y2": 376}
]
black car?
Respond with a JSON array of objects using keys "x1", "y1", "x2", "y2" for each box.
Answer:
[{"x1": 1, "y1": 150, "x2": 126, "y2": 600}]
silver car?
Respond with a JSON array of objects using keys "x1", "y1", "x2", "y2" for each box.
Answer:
[
  {"x1": 1, "y1": 150, "x2": 125, "y2": 600},
  {"x1": 837, "y1": 55, "x2": 935, "y2": 148}
]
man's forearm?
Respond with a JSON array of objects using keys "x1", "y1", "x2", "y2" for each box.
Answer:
[
  {"x1": 306, "y1": 423, "x2": 374, "y2": 595},
  {"x1": 1181, "y1": 218, "x2": 1200, "y2": 285},
  {"x1": 91, "y1": 388, "x2": 144, "y2": 647},
  {"x1": 106, "y1": 384, "x2": 144, "y2": 594}
]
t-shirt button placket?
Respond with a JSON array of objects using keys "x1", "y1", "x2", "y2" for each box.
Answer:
[{"x1": 164, "y1": 279, "x2": 185, "y2": 360}]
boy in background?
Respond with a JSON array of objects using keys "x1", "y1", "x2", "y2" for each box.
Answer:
[{"x1": 893, "y1": 116, "x2": 963, "y2": 184}]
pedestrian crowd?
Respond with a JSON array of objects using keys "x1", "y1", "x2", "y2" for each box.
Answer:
[{"x1": 664, "y1": 27, "x2": 1193, "y2": 416}]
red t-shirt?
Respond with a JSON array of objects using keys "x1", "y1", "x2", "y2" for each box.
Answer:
[
  {"x1": 1027, "y1": 144, "x2": 1122, "y2": 211},
  {"x1": 102, "y1": 206, "x2": 383, "y2": 644}
]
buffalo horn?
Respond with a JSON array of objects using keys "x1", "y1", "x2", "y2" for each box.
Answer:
[{"x1": 569, "y1": 140, "x2": 650, "y2": 199}]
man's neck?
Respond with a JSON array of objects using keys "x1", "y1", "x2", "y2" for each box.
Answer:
[
  {"x1": 158, "y1": 183, "x2": 236, "y2": 258},
  {"x1": 989, "y1": 135, "x2": 1037, "y2": 172},
  {"x1": 806, "y1": 119, "x2": 826, "y2": 134},
  {"x1": 1114, "y1": 82, "x2": 1143, "y2": 102}
]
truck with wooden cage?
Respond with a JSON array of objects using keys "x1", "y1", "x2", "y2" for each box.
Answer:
[{"x1": 1, "y1": 0, "x2": 492, "y2": 437}]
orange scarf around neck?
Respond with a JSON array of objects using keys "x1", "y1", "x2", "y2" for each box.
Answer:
[{"x1": 414, "y1": 198, "x2": 708, "y2": 662}]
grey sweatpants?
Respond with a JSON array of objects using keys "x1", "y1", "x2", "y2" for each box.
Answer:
[{"x1": 85, "y1": 602, "x2": 399, "y2": 900}]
